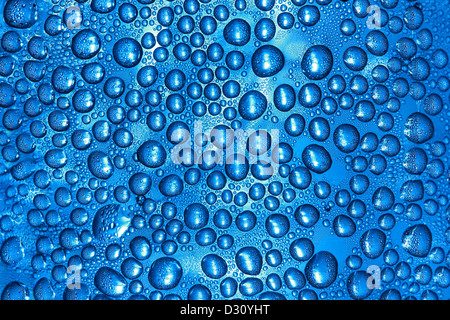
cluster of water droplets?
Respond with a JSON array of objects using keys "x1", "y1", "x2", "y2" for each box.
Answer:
[{"x1": 0, "y1": 0, "x2": 449, "y2": 300}]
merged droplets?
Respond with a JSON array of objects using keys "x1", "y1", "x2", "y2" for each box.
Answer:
[
  {"x1": 87, "y1": 151, "x2": 114, "y2": 179},
  {"x1": 235, "y1": 246, "x2": 263, "y2": 276},
  {"x1": 4, "y1": 0, "x2": 38, "y2": 29},
  {"x1": 94, "y1": 267, "x2": 127, "y2": 298},
  {"x1": 402, "y1": 224, "x2": 432, "y2": 258}
]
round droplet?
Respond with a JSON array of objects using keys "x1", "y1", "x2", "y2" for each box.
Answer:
[
  {"x1": 128, "y1": 172, "x2": 152, "y2": 196},
  {"x1": 0, "y1": 236, "x2": 25, "y2": 265},
  {"x1": 137, "y1": 140, "x2": 167, "y2": 168},
  {"x1": 297, "y1": 5, "x2": 320, "y2": 26},
  {"x1": 295, "y1": 204, "x2": 320, "y2": 229},
  {"x1": 238, "y1": 90, "x2": 267, "y2": 121},
  {"x1": 71, "y1": 29, "x2": 101, "y2": 60},
  {"x1": 372, "y1": 186, "x2": 395, "y2": 211},
  {"x1": 302, "y1": 144, "x2": 332, "y2": 174},
  {"x1": 403, "y1": 148, "x2": 427, "y2": 174},
  {"x1": 347, "y1": 271, "x2": 373, "y2": 300},
  {"x1": 148, "y1": 257, "x2": 183, "y2": 290},
  {"x1": 333, "y1": 215, "x2": 356, "y2": 237},
  {"x1": 52, "y1": 66, "x2": 76, "y2": 94},
  {"x1": 305, "y1": 251, "x2": 338, "y2": 289},
  {"x1": 402, "y1": 224, "x2": 432, "y2": 257},
  {"x1": 404, "y1": 112, "x2": 434, "y2": 144},
  {"x1": 289, "y1": 166, "x2": 311, "y2": 190},
  {"x1": 251, "y1": 45, "x2": 285, "y2": 78},
  {"x1": 343, "y1": 46, "x2": 367, "y2": 71},
  {"x1": 113, "y1": 38, "x2": 143, "y2": 68},
  {"x1": 223, "y1": 19, "x2": 251, "y2": 46},
  {"x1": 129, "y1": 236, "x2": 152, "y2": 260},
  {"x1": 265, "y1": 214, "x2": 290, "y2": 238},
  {"x1": 225, "y1": 154, "x2": 249, "y2": 181},
  {"x1": 201, "y1": 254, "x2": 227, "y2": 279},
  {"x1": 289, "y1": 238, "x2": 314, "y2": 261},
  {"x1": 88, "y1": 151, "x2": 114, "y2": 179},
  {"x1": 298, "y1": 83, "x2": 321, "y2": 108},
  {"x1": 333, "y1": 124, "x2": 360, "y2": 153},
  {"x1": 365, "y1": 30, "x2": 389, "y2": 56},
  {"x1": 235, "y1": 247, "x2": 263, "y2": 276},
  {"x1": 301, "y1": 45, "x2": 333, "y2": 80}
]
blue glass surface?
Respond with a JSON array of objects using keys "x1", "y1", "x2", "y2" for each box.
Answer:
[{"x1": 0, "y1": 0, "x2": 449, "y2": 301}]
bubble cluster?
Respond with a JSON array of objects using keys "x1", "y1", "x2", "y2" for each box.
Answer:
[{"x1": 0, "y1": 0, "x2": 449, "y2": 302}]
